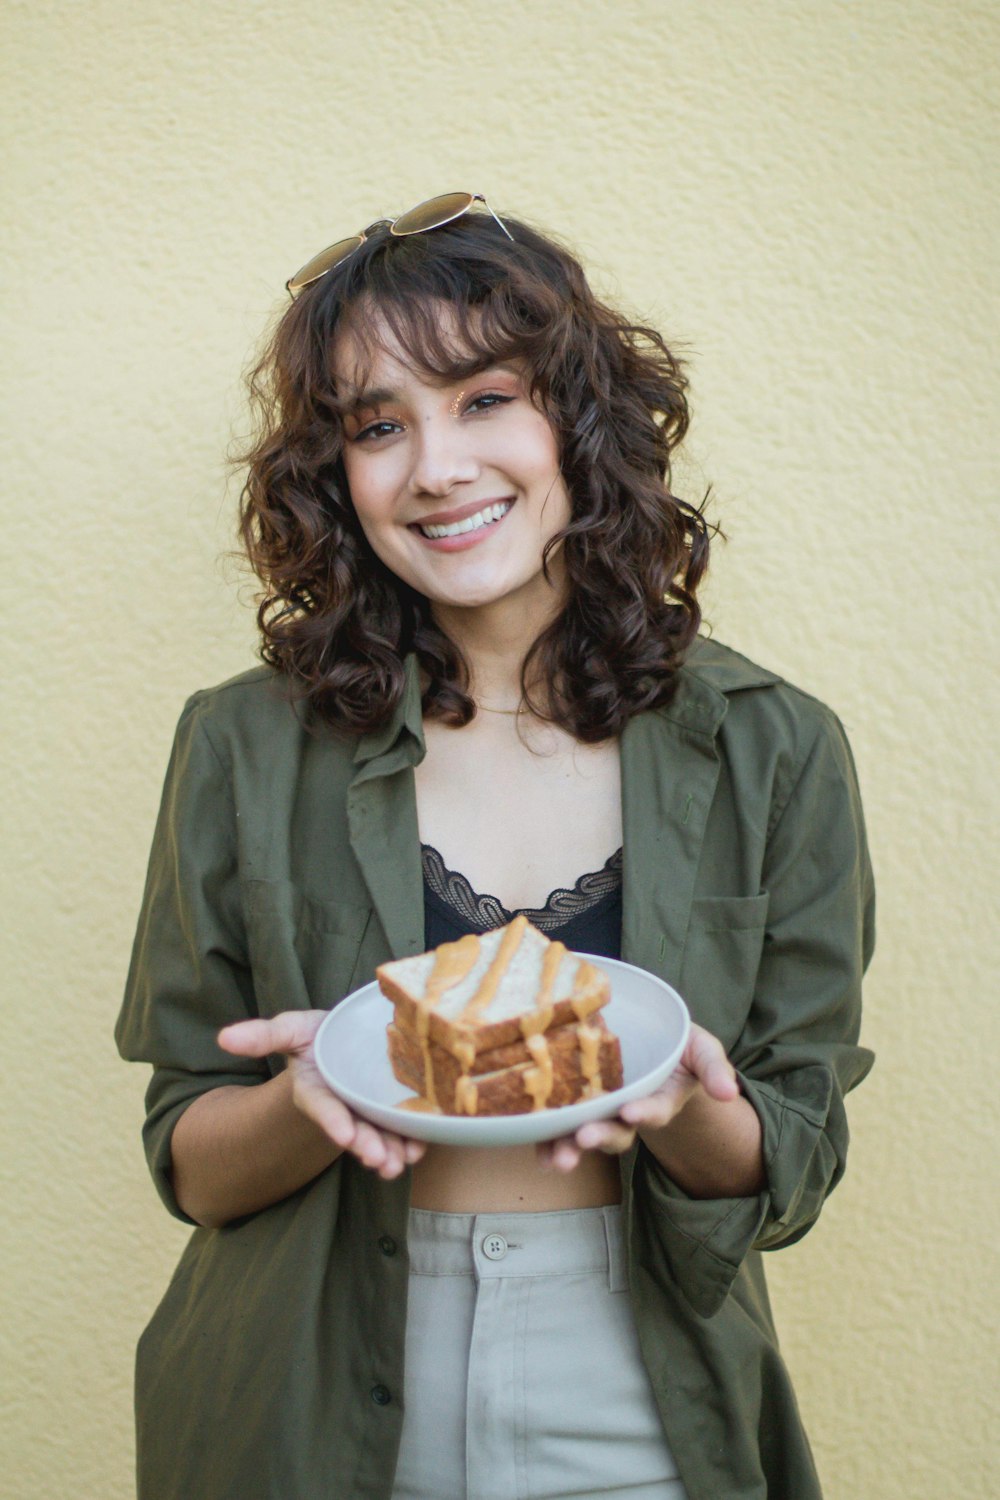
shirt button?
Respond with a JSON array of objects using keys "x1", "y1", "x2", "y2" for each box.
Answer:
[
  {"x1": 370, "y1": 1384, "x2": 391, "y2": 1406},
  {"x1": 378, "y1": 1235, "x2": 397, "y2": 1257},
  {"x1": 482, "y1": 1233, "x2": 508, "y2": 1260}
]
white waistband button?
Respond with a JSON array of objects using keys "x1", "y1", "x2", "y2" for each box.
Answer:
[{"x1": 482, "y1": 1233, "x2": 508, "y2": 1260}]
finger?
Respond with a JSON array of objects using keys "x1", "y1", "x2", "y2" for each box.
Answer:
[
  {"x1": 575, "y1": 1120, "x2": 636, "y2": 1155},
  {"x1": 376, "y1": 1131, "x2": 421, "y2": 1179},
  {"x1": 534, "y1": 1140, "x2": 557, "y2": 1172},
  {"x1": 375, "y1": 1135, "x2": 407, "y2": 1180},
  {"x1": 350, "y1": 1120, "x2": 390, "y2": 1171},
  {"x1": 549, "y1": 1137, "x2": 582, "y2": 1173},
  {"x1": 619, "y1": 1075, "x2": 692, "y2": 1127},
  {"x1": 218, "y1": 1011, "x2": 326, "y2": 1058},
  {"x1": 685, "y1": 1024, "x2": 739, "y2": 1100},
  {"x1": 293, "y1": 1082, "x2": 359, "y2": 1151}
]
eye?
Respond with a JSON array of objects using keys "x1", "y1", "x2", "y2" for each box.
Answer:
[
  {"x1": 465, "y1": 392, "x2": 514, "y2": 415},
  {"x1": 352, "y1": 418, "x2": 402, "y2": 443}
]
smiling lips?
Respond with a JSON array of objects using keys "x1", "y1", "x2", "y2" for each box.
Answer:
[{"x1": 412, "y1": 498, "x2": 514, "y2": 547}]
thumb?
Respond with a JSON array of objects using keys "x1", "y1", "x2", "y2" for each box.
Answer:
[
  {"x1": 684, "y1": 1024, "x2": 740, "y2": 1102},
  {"x1": 218, "y1": 1011, "x2": 327, "y2": 1058}
]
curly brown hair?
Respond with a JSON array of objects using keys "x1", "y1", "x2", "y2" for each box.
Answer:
[{"x1": 237, "y1": 210, "x2": 712, "y2": 741}]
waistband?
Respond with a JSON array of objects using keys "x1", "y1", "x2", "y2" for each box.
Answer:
[{"x1": 406, "y1": 1204, "x2": 628, "y2": 1290}]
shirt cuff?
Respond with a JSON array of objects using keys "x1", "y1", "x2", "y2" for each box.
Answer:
[
  {"x1": 736, "y1": 1066, "x2": 839, "y2": 1250},
  {"x1": 631, "y1": 1144, "x2": 770, "y2": 1317}
]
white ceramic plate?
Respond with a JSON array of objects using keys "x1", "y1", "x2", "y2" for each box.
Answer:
[{"x1": 313, "y1": 954, "x2": 690, "y2": 1147}]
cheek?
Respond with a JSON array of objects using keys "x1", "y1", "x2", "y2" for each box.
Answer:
[
  {"x1": 342, "y1": 458, "x2": 394, "y2": 536},
  {"x1": 524, "y1": 426, "x2": 570, "y2": 521},
  {"x1": 530, "y1": 420, "x2": 563, "y2": 483},
  {"x1": 502, "y1": 414, "x2": 563, "y2": 487},
  {"x1": 351, "y1": 503, "x2": 402, "y2": 571}
]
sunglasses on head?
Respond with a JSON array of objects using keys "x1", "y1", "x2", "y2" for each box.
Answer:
[{"x1": 285, "y1": 192, "x2": 514, "y2": 297}]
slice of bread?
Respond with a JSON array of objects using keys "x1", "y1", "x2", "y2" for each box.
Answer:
[
  {"x1": 376, "y1": 916, "x2": 622, "y2": 1116},
  {"x1": 377, "y1": 916, "x2": 611, "y2": 1057}
]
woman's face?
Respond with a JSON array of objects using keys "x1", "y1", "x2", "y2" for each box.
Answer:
[{"x1": 334, "y1": 309, "x2": 572, "y2": 622}]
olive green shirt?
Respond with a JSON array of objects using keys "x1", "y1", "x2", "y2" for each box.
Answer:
[{"x1": 116, "y1": 637, "x2": 875, "y2": 1500}]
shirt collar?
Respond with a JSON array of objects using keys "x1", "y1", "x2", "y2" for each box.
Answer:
[
  {"x1": 352, "y1": 653, "x2": 426, "y2": 774},
  {"x1": 650, "y1": 636, "x2": 782, "y2": 740},
  {"x1": 350, "y1": 634, "x2": 779, "y2": 768}
]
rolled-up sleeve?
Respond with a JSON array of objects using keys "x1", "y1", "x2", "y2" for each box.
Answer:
[
  {"x1": 115, "y1": 696, "x2": 266, "y2": 1221},
  {"x1": 633, "y1": 704, "x2": 875, "y2": 1317}
]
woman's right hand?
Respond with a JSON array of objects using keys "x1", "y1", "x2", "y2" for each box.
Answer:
[{"x1": 218, "y1": 1011, "x2": 427, "y2": 1180}]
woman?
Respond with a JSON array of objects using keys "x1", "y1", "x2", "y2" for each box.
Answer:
[{"x1": 117, "y1": 195, "x2": 875, "y2": 1500}]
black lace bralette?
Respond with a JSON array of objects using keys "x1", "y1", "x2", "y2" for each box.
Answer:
[{"x1": 420, "y1": 843, "x2": 623, "y2": 934}]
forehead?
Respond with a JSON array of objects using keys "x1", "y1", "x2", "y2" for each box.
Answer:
[
  {"x1": 331, "y1": 296, "x2": 505, "y2": 403},
  {"x1": 331, "y1": 324, "x2": 411, "y2": 402}
]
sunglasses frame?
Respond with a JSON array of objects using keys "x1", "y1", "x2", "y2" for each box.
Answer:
[{"x1": 285, "y1": 192, "x2": 514, "y2": 297}]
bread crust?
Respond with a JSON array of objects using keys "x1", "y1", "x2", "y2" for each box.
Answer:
[
  {"x1": 388, "y1": 1020, "x2": 624, "y2": 1116},
  {"x1": 389, "y1": 1010, "x2": 613, "y2": 1077}
]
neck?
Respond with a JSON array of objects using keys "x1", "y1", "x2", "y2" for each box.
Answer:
[{"x1": 431, "y1": 592, "x2": 561, "y2": 710}]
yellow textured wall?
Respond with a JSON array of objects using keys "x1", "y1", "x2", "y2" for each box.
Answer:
[{"x1": 3, "y1": 2, "x2": 997, "y2": 1495}]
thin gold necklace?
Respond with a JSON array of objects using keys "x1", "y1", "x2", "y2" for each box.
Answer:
[{"x1": 475, "y1": 700, "x2": 525, "y2": 716}]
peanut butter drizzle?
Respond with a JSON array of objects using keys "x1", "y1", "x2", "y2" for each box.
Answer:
[
  {"x1": 424, "y1": 933, "x2": 482, "y2": 1006},
  {"x1": 452, "y1": 1035, "x2": 476, "y2": 1072},
  {"x1": 518, "y1": 940, "x2": 564, "y2": 1041},
  {"x1": 576, "y1": 1022, "x2": 604, "y2": 1099},
  {"x1": 417, "y1": 933, "x2": 482, "y2": 1110},
  {"x1": 523, "y1": 1032, "x2": 554, "y2": 1111},
  {"x1": 458, "y1": 913, "x2": 529, "y2": 1025},
  {"x1": 397, "y1": 1095, "x2": 441, "y2": 1113},
  {"x1": 569, "y1": 961, "x2": 606, "y2": 1022},
  {"x1": 454, "y1": 1074, "x2": 479, "y2": 1117}
]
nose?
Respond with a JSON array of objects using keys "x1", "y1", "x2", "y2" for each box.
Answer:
[{"x1": 409, "y1": 416, "x2": 480, "y2": 498}]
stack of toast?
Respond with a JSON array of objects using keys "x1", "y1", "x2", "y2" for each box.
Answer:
[{"x1": 377, "y1": 915, "x2": 623, "y2": 1116}]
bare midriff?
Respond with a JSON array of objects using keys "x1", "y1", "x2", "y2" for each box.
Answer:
[{"x1": 409, "y1": 1144, "x2": 622, "y2": 1212}]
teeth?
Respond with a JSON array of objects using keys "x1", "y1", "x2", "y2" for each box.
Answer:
[{"x1": 419, "y1": 501, "x2": 511, "y2": 539}]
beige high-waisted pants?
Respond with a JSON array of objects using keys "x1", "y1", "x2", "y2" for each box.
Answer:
[{"x1": 391, "y1": 1206, "x2": 688, "y2": 1500}]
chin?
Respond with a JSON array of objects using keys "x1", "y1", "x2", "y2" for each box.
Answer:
[
  {"x1": 414, "y1": 567, "x2": 517, "y2": 609},
  {"x1": 427, "y1": 585, "x2": 511, "y2": 611}
]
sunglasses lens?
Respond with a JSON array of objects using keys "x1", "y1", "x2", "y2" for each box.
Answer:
[
  {"x1": 286, "y1": 235, "x2": 365, "y2": 293},
  {"x1": 391, "y1": 192, "x2": 475, "y2": 237}
]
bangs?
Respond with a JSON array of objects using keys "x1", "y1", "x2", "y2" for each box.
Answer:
[
  {"x1": 323, "y1": 215, "x2": 569, "y2": 402},
  {"x1": 337, "y1": 294, "x2": 534, "y2": 392}
]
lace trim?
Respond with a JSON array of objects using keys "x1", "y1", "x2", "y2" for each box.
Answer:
[{"x1": 421, "y1": 843, "x2": 623, "y2": 935}]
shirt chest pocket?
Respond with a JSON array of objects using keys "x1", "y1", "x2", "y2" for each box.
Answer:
[
  {"x1": 242, "y1": 879, "x2": 375, "y2": 1018},
  {"x1": 678, "y1": 893, "x2": 769, "y2": 1051}
]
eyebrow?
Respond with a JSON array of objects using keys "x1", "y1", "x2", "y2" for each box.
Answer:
[
  {"x1": 341, "y1": 362, "x2": 523, "y2": 414},
  {"x1": 344, "y1": 386, "x2": 397, "y2": 412}
]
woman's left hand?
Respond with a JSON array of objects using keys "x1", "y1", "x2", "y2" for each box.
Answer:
[{"x1": 536, "y1": 1022, "x2": 739, "y2": 1172}]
